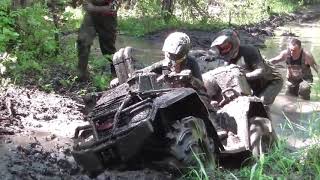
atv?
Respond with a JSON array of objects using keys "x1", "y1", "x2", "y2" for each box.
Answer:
[
  {"x1": 72, "y1": 65, "x2": 222, "y2": 176},
  {"x1": 202, "y1": 64, "x2": 277, "y2": 159}
]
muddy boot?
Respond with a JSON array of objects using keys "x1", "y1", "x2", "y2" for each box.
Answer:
[
  {"x1": 77, "y1": 42, "x2": 91, "y2": 82},
  {"x1": 110, "y1": 63, "x2": 116, "y2": 77},
  {"x1": 77, "y1": 70, "x2": 89, "y2": 82},
  {"x1": 105, "y1": 55, "x2": 116, "y2": 77}
]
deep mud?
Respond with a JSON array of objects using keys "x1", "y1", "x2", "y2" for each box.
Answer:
[{"x1": 1, "y1": 5, "x2": 320, "y2": 180}]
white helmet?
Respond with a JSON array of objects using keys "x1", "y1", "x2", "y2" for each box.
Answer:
[{"x1": 162, "y1": 32, "x2": 191, "y2": 61}]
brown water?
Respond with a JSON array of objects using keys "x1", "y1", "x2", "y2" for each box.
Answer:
[{"x1": 116, "y1": 35, "x2": 164, "y2": 65}]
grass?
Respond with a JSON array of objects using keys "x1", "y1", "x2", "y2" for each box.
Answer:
[
  {"x1": 268, "y1": 0, "x2": 302, "y2": 14},
  {"x1": 185, "y1": 109, "x2": 320, "y2": 179}
]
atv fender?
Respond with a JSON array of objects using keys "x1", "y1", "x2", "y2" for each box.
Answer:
[
  {"x1": 217, "y1": 96, "x2": 269, "y2": 150},
  {"x1": 152, "y1": 88, "x2": 209, "y2": 120}
]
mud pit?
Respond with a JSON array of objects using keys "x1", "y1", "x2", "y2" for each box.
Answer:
[{"x1": 0, "y1": 86, "x2": 173, "y2": 179}]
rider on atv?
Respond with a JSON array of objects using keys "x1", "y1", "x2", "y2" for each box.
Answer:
[
  {"x1": 146, "y1": 32, "x2": 204, "y2": 89},
  {"x1": 206, "y1": 29, "x2": 283, "y2": 110}
]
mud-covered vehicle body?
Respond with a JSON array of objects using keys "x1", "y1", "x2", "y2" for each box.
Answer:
[
  {"x1": 72, "y1": 71, "x2": 221, "y2": 176},
  {"x1": 202, "y1": 64, "x2": 276, "y2": 157}
]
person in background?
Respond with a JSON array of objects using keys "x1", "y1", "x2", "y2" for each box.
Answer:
[
  {"x1": 269, "y1": 38, "x2": 318, "y2": 100},
  {"x1": 76, "y1": 0, "x2": 119, "y2": 81}
]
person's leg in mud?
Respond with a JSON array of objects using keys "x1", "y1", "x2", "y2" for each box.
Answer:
[
  {"x1": 285, "y1": 80, "x2": 300, "y2": 97},
  {"x1": 77, "y1": 13, "x2": 97, "y2": 81},
  {"x1": 94, "y1": 15, "x2": 117, "y2": 77},
  {"x1": 298, "y1": 80, "x2": 312, "y2": 100},
  {"x1": 258, "y1": 78, "x2": 284, "y2": 112}
]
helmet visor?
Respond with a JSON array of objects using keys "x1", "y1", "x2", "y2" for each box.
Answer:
[{"x1": 217, "y1": 42, "x2": 232, "y2": 55}]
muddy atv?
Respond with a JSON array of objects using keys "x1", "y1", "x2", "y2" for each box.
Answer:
[
  {"x1": 72, "y1": 72, "x2": 221, "y2": 176},
  {"x1": 202, "y1": 64, "x2": 277, "y2": 159}
]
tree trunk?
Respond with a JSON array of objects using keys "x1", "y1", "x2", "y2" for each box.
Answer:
[{"x1": 161, "y1": 0, "x2": 174, "y2": 23}]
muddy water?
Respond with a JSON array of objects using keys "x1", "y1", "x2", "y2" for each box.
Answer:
[{"x1": 116, "y1": 35, "x2": 164, "y2": 65}]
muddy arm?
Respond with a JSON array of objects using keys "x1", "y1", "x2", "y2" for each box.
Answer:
[
  {"x1": 268, "y1": 50, "x2": 287, "y2": 64},
  {"x1": 245, "y1": 67, "x2": 265, "y2": 80},
  {"x1": 305, "y1": 51, "x2": 319, "y2": 74}
]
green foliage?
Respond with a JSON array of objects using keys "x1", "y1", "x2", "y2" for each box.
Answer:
[
  {"x1": 89, "y1": 55, "x2": 112, "y2": 91},
  {"x1": 224, "y1": 0, "x2": 270, "y2": 25},
  {"x1": 185, "y1": 110, "x2": 320, "y2": 179},
  {"x1": 117, "y1": 0, "x2": 311, "y2": 36},
  {"x1": 0, "y1": 2, "x2": 91, "y2": 90},
  {"x1": 92, "y1": 74, "x2": 111, "y2": 91},
  {"x1": 15, "y1": 4, "x2": 58, "y2": 59},
  {"x1": 267, "y1": 0, "x2": 301, "y2": 14},
  {"x1": 135, "y1": 0, "x2": 162, "y2": 17},
  {"x1": 311, "y1": 78, "x2": 320, "y2": 100},
  {"x1": 0, "y1": 0, "x2": 19, "y2": 52}
]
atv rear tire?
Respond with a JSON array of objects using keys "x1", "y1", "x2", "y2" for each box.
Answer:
[
  {"x1": 249, "y1": 117, "x2": 276, "y2": 156},
  {"x1": 167, "y1": 116, "x2": 215, "y2": 169}
]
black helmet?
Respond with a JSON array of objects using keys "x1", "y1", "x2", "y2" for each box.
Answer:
[
  {"x1": 211, "y1": 29, "x2": 240, "y2": 62},
  {"x1": 162, "y1": 32, "x2": 191, "y2": 63}
]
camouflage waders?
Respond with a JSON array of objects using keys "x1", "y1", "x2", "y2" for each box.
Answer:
[{"x1": 77, "y1": 13, "x2": 117, "y2": 80}]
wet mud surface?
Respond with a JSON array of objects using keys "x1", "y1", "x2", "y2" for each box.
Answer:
[
  {"x1": 0, "y1": 86, "x2": 174, "y2": 180},
  {"x1": 1, "y1": 5, "x2": 320, "y2": 180}
]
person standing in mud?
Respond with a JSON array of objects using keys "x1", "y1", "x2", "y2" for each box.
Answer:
[
  {"x1": 209, "y1": 29, "x2": 283, "y2": 109},
  {"x1": 75, "y1": 0, "x2": 119, "y2": 81},
  {"x1": 269, "y1": 38, "x2": 318, "y2": 100}
]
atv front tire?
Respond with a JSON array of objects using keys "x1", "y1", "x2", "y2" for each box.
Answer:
[
  {"x1": 167, "y1": 116, "x2": 215, "y2": 169},
  {"x1": 249, "y1": 116, "x2": 276, "y2": 156}
]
